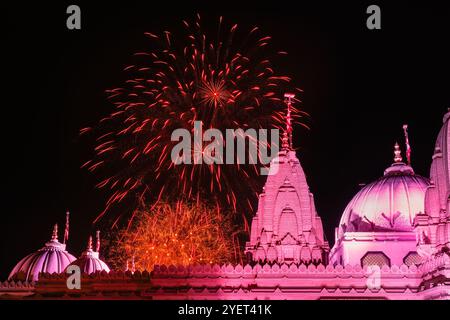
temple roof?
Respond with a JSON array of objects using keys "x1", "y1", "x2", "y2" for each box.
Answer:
[
  {"x1": 8, "y1": 224, "x2": 76, "y2": 282},
  {"x1": 246, "y1": 94, "x2": 329, "y2": 264},
  {"x1": 426, "y1": 109, "x2": 450, "y2": 214},
  {"x1": 67, "y1": 235, "x2": 110, "y2": 275},
  {"x1": 337, "y1": 145, "x2": 430, "y2": 236}
]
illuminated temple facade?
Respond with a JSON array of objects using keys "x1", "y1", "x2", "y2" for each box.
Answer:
[
  {"x1": 1, "y1": 108, "x2": 449, "y2": 300},
  {"x1": 245, "y1": 130, "x2": 330, "y2": 265}
]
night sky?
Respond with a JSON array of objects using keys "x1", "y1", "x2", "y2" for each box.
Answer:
[{"x1": 2, "y1": 1, "x2": 449, "y2": 278}]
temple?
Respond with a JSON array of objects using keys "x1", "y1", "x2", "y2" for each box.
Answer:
[
  {"x1": 245, "y1": 95, "x2": 329, "y2": 265},
  {"x1": 1, "y1": 105, "x2": 449, "y2": 300}
]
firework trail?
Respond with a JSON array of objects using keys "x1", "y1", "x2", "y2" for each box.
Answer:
[{"x1": 81, "y1": 14, "x2": 304, "y2": 227}]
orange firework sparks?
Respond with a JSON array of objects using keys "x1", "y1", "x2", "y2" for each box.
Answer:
[{"x1": 106, "y1": 201, "x2": 241, "y2": 270}]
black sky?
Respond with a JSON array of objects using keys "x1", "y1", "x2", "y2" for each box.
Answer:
[{"x1": 2, "y1": 1, "x2": 449, "y2": 278}]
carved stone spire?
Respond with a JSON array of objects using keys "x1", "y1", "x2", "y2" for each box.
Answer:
[
  {"x1": 63, "y1": 211, "x2": 70, "y2": 244},
  {"x1": 284, "y1": 93, "x2": 295, "y2": 149},
  {"x1": 87, "y1": 236, "x2": 93, "y2": 251},
  {"x1": 245, "y1": 95, "x2": 330, "y2": 264},
  {"x1": 51, "y1": 224, "x2": 58, "y2": 241},
  {"x1": 394, "y1": 142, "x2": 403, "y2": 163},
  {"x1": 403, "y1": 124, "x2": 411, "y2": 165},
  {"x1": 95, "y1": 230, "x2": 101, "y2": 253},
  {"x1": 131, "y1": 255, "x2": 136, "y2": 273},
  {"x1": 281, "y1": 131, "x2": 289, "y2": 150}
]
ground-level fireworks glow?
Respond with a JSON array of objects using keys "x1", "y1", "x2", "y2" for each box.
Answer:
[{"x1": 106, "y1": 201, "x2": 241, "y2": 271}]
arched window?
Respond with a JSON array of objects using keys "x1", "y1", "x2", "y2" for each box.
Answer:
[
  {"x1": 278, "y1": 207, "x2": 298, "y2": 240},
  {"x1": 361, "y1": 251, "x2": 390, "y2": 267},
  {"x1": 403, "y1": 251, "x2": 423, "y2": 266},
  {"x1": 254, "y1": 246, "x2": 266, "y2": 262},
  {"x1": 266, "y1": 246, "x2": 278, "y2": 262}
]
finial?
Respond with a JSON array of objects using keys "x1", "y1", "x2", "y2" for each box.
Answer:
[
  {"x1": 444, "y1": 108, "x2": 450, "y2": 123},
  {"x1": 95, "y1": 230, "x2": 101, "y2": 252},
  {"x1": 63, "y1": 211, "x2": 70, "y2": 244},
  {"x1": 131, "y1": 255, "x2": 136, "y2": 273},
  {"x1": 51, "y1": 224, "x2": 58, "y2": 241},
  {"x1": 281, "y1": 131, "x2": 289, "y2": 149},
  {"x1": 284, "y1": 93, "x2": 295, "y2": 149},
  {"x1": 394, "y1": 142, "x2": 403, "y2": 163},
  {"x1": 402, "y1": 124, "x2": 411, "y2": 165},
  {"x1": 87, "y1": 236, "x2": 93, "y2": 250}
]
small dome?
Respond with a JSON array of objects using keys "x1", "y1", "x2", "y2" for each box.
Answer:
[
  {"x1": 67, "y1": 235, "x2": 110, "y2": 275},
  {"x1": 8, "y1": 225, "x2": 76, "y2": 282},
  {"x1": 338, "y1": 160, "x2": 430, "y2": 237},
  {"x1": 68, "y1": 253, "x2": 110, "y2": 275}
]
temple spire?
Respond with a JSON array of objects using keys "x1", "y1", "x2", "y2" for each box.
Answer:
[
  {"x1": 394, "y1": 142, "x2": 403, "y2": 163},
  {"x1": 402, "y1": 124, "x2": 411, "y2": 165},
  {"x1": 284, "y1": 93, "x2": 295, "y2": 149},
  {"x1": 131, "y1": 255, "x2": 136, "y2": 273},
  {"x1": 51, "y1": 224, "x2": 58, "y2": 241},
  {"x1": 281, "y1": 131, "x2": 289, "y2": 149},
  {"x1": 95, "y1": 230, "x2": 101, "y2": 253},
  {"x1": 63, "y1": 211, "x2": 70, "y2": 244},
  {"x1": 87, "y1": 236, "x2": 93, "y2": 251}
]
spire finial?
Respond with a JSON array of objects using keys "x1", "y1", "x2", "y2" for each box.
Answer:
[
  {"x1": 402, "y1": 124, "x2": 411, "y2": 165},
  {"x1": 131, "y1": 255, "x2": 136, "y2": 273},
  {"x1": 63, "y1": 211, "x2": 70, "y2": 244},
  {"x1": 281, "y1": 131, "x2": 289, "y2": 149},
  {"x1": 284, "y1": 93, "x2": 295, "y2": 149},
  {"x1": 444, "y1": 108, "x2": 450, "y2": 123},
  {"x1": 87, "y1": 236, "x2": 93, "y2": 250},
  {"x1": 51, "y1": 224, "x2": 58, "y2": 241},
  {"x1": 95, "y1": 230, "x2": 101, "y2": 252},
  {"x1": 394, "y1": 142, "x2": 403, "y2": 163}
]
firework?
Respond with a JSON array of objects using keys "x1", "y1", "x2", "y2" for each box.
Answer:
[
  {"x1": 81, "y1": 14, "x2": 304, "y2": 226},
  {"x1": 106, "y1": 201, "x2": 240, "y2": 270}
]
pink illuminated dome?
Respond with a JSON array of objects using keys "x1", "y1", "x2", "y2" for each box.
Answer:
[
  {"x1": 8, "y1": 224, "x2": 76, "y2": 282},
  {"x1": 337, "y1": 152, "x2": 430, "y2": 236},
  {"x1": 330, "y1": 140, "x2": 431, "y2": 267},
  {"x1": 67, "y1": 233, "x2": 110, "y2": 274}
]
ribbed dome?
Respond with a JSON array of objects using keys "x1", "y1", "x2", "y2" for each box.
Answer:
[
  {"x1": 338, "y1": 160, "x2": 430, "y2": 236},
  {"x1": 67, "y1": 237, "x2": 110, "y2": 274},
  {"x1": 68, "y1": 253, "x2": 110, "y2": 275},
  {"x1": 8, "y1": 225, "x2": 76, "y2": 282}
]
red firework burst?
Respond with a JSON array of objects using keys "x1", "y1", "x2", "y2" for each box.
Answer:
[{"x1": 81, "y1": 14, "x2": 305, "y2": 227}]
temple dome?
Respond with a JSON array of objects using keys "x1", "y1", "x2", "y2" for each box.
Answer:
[
  {"x1": 67, "y1": 236, "x2": 110, "y2": 274},
  {"x1": 330, "y1": 142, "x2": 431, "y2": 267},
  {"x1": 337, "y1": 159, "x2": 429, "y2": 237},
  {"x1": 8, "y1": 225, "x2": 76, "y2": 282}
]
